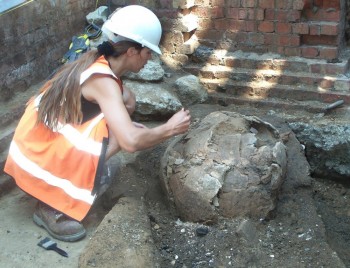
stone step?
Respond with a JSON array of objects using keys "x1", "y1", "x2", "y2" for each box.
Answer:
[
  {"x1": 200, "y1": 79, "x2": 350, "y2": 104},
  {"x1": 191, "y1": 49, "x2": 350, "y2": 76},
  {"x1": 206, "y1": 92, "x2": 343, "y2": 114},
  {"x1": 184, "y1": 64, "x2": 350, "y2": 91}
]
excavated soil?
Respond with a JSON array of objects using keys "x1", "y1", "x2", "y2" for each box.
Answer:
[{"x1": 1, "y1": 79, "x2": 350, "y2": 267}]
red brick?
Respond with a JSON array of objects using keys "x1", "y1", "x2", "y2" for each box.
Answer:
[
  {"x1": 303, "y1": 0, "x2": 313, "y2": 9},
  {"x1": 255, "y1": 9, "x2": 264, "y2": 20},
  {"x1": 302, "y1": 35, "x2": 337, "y2": 46},
  {"x1": 290, "y1": 35, "x2": 300, "y2": 46},
  {"x1": 284, "y1": 47, "x2": 301, "y2": 57},
  {"x1": 310, "y1": 64, "x2": 322, "y2": 74},
  {"x1": 265, "y1": 9, "x2": 275, "y2": 20},
  {"x1": 211, "y1": 6, "x2": 225, "y2": 18},
  {"x1": 193, "y1": 7, "x2": 211, "y2": 18},
  {"x1": 276, "y1": 0, "x2": 293, "y2": 10},
  {"x1": 241, "y1": 0, "x2": 256, "y2": 7},
  {"x1": 160, "y1": 19, "x2": 175, "y2": 31},
  {"x1": 264, "y1": 33, "x2": 276, "y2": 45},
  {"x1": 156, "y1": 9, "x2": 179, "y2": 19},
  {"x1": 276, "y1": 22, "x2": 291, "y2": 34},
  {"x1": 159, "y1": 0, "x2": 173, "y2": 8},
  {"x1": 319, "y1": 47, "x2": 339, "y2": 60},
  {"x1": 246, "y1": 21, "x2": 257, "y2": 32},
  {"x1": 292, "y1": 23, "x2": 309, "y2": 34},
  {"x1": 248, "y1": 32, "x2": 264, "y2": 45},
  {"x1": 227, "y1": 8, "x2": 239, "y2": 19},
  {"x1": 313, "y1": 0, "x2": 323, "y2": 6},
  {"x1": 323, "y1": 0, "x2": 340, "y2": 9},
  {"x1": 226, "y1": 31, "x2": 249, "y2": 43},
  {"x1": 319, "y1": 79, "x2": 334, "y2": 89},
  {"x1": 197, "y1": 18, "x2": 214, "y2": 30},
  {"x1": 276, "y1": 10, "x2": 301, "y2": 22},
  {"x1": 224, "y1": 57, "x2": 239, "y2": 67},
  {"x1": 196, "y1": 29, "x2": 224, "y2": 40},
  {"x1": 277, "y1": 35, "x2": 291, "y2": 46},
  {"x1": 258, "y1": 0, "x2": 274, "y2": 9},
  {"x1": 230, "y1": 20, "x2": 256, "y2": 32},
  {"x1": 214, "y1": 19, "x2": 229, "y2": 30},
  {"x1": 325, "y1": 63, "x2": 348, "y2": 75},
  {"x1": 239, "y1": 8, "x2": 256, "y2": 20},
  {"x1": 321, "y1": 23, "x2": 339, "y2": 36},
  {"x1": 227, "y1": 0, "x2": 241, "y2": 7},
  {"x1": 309, "y1": 24, "x2": 321, "y2": 35},
  {"x1": 301, "y1": 46, "x2": 319, "y2": 58},
  {"x1": 258, "y1": 21, "x2": 274, "y2": 33},
  {"x1": 277, "y1": 47, "x2": 285, "y2": 55}
]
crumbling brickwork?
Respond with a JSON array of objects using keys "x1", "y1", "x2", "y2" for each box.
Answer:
[
  {"x1": 0, "y1": 0, "x2": 95, "y2": 101},
  {"x1": 111, "y1": 0, "x2": 347, "y2": 62},
  {"x1": 1, "y1": 0, "x2": 348, "y2": 100}
]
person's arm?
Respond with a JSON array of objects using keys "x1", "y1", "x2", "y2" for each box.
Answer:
[
  {"x1": 82, "y1": 76, "x2": 191, "y2": 153},
  {"x1": 122, "y1": 85, "x2": 136, "y2": 115}
]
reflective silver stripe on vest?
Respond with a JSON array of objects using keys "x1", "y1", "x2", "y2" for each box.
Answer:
[
  {"x1": 34, "y1": 95, "x2": 104, "y2": 156},
  {"x1": 8, "y1": 141, "x2": 96, "y2": 204}
]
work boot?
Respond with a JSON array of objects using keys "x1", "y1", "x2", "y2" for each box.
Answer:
[{"x1": 33, "y1": 201, "x2": 86, "y2": 242}]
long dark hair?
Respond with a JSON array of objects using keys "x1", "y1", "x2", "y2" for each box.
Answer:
[{"x1": 35, "y1": 41, "x2": 142, "y2": 129}]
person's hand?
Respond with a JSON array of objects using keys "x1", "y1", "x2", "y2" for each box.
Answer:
[{"x1": 167, "y1": 108, "x2": 191, "y2": 135}]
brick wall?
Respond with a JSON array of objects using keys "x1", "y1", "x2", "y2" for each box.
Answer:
[
  {"x1": 1, "y1": 0, "x2": 348, "y2": 101},
  {"x1": 111, "y1": 0, "x2": 348, "y2": 62},
  {"x1": 0, "y1": 0, "x2": 95, "y2": 102}
]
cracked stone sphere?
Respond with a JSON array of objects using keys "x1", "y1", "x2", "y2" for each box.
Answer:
[{"x1": 160, "y1": 111, "x2": 287, "y2": 223}]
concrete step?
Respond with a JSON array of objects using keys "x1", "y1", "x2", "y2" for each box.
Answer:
[{"x1": 184, "y1": 64, "x2": 350, "y2": 91}]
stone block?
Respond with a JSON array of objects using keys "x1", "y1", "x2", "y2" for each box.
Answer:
[
  {"x1": 180, "y1": 34, "x2": 200, "y2": 54},
  {"x1": 179, "y1": 13, "x2": 198, "y2": 32}
]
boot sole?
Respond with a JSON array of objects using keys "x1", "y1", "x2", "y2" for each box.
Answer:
[{"x1": 33, "y1": 213, "x2": 86, "y2": 242}]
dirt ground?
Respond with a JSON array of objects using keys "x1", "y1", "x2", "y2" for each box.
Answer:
[{"x1": 1, "y1": 93, "x2": 350, "y2": 267}]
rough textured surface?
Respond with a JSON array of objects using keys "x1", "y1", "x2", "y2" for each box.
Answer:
[
  {"x1": 79, "y1": 197, "x2": 159, "y2": 268},
  {"x1": 290, "y1": 120, "x2": 350, "y2": 180},
  {"x1": 174, "y1": 74, "x2": 208, "y2": 106},
  {"x1": 1, "y1": 102, "x2": 350, "y2": 268},
  {"x1": 124, "y1": 80, "x2": 182, "y2": 120},
  {"x1": 160, "y1": 111, "x2": 287, "y2": 222}
]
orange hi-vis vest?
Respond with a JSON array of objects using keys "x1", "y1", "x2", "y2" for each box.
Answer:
[{"x1": 4, "y1": 56, "x2": 122, "y2": 221}]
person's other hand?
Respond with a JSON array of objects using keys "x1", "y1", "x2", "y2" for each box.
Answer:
[{"x1": 167, "y1": 108, "x2": 191, "y2": 135}]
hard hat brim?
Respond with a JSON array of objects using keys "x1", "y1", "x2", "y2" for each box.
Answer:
[{"x1": 102, "y1": 20, "x2": 162, "y2": 55}]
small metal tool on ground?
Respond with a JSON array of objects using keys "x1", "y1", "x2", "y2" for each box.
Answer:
[
  {"x1": 37, "y1": 237, "x2": 68, "y2": 257},
  {"x1": 323, "y1": 99, "x2": 345, "y2": 113}
]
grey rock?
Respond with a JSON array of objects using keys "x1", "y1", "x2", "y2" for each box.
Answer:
[
  {"x1": 123, "y1": 60, "x2": 165, "y2": 82},
  {"x1": 174, "y1": 75, "x2": 208, "y2": 107},
  {"x1": 124, "y1": 81, "x2": 182, "y2": 120},
  {"x1": 289, "y1": 121, "x2": 350, "y2": 179},
  {"x1": 160, "y1": 111, "x2": 287, "y2": 222}
]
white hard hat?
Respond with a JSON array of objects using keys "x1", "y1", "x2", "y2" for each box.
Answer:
[{"x1": 102, "y1": 5, "x2": 162, "y2": 54}]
